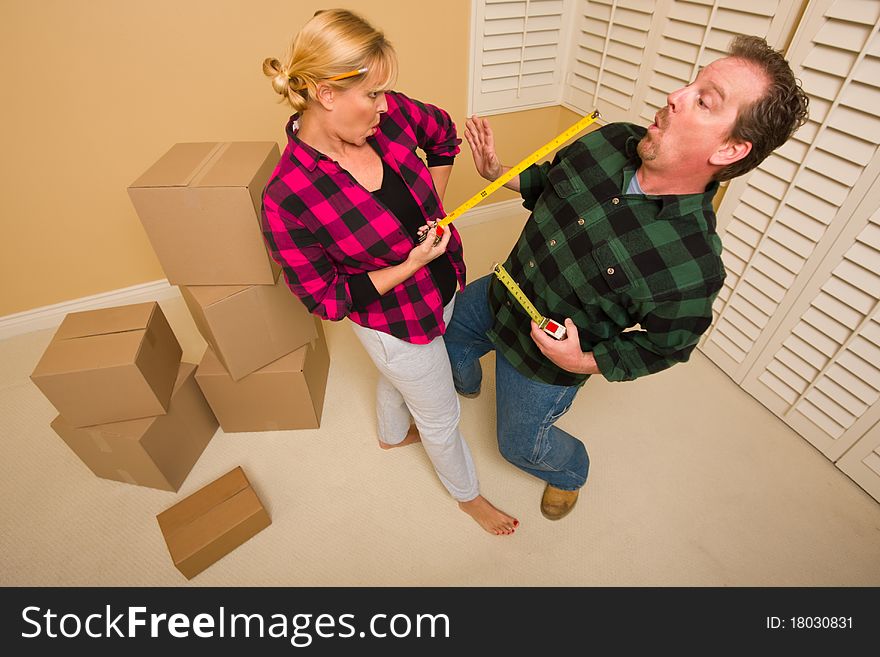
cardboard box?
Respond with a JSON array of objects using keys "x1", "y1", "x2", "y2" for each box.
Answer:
[
  {"x1": 194, "y1": 328, "x2": 329, "y2": 433},
  {"x1": 31, "y1": 302, "x2": 182, "y2": 427},
  {"x1": 157, "y1": 466, "x2": 271, "y2": 579},
  {"x1": 49, "y1": 363, "x2": 218, "y2": 491},
  {"x1": 128, "y1": 141, "x2": 281, "y2": 285},
  {"x1": 180, "y1": 272, "x2": 317, "y2": 381}
]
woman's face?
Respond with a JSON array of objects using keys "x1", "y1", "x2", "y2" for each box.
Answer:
[{"x1": 329, "y1": 78, "x2": 388, "y2": 146}]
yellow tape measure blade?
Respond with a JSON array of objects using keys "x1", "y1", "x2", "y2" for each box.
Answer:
[
  {"x1": 434, "y1": 110, "x2": 601, "y2": 231},
  {"x1": 492, "y1": 263, "x2": 567, "y2": 340}
]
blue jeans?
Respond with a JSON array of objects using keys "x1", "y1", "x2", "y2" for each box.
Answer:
[{"x1": 444, "y1": 275, "x2": 589, "y2": 491}]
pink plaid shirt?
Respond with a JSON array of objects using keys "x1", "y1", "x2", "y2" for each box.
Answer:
[{"x1": 261, "y1": 91, "x2": 465, "y2": 344}]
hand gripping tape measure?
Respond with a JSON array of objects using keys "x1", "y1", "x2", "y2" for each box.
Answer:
[
  {"x1": 492, "y1": 262, "x2": 567, "y2": 340},
  {"x1": 420, "y1": 110, "x2": 601, "y2": 244}
]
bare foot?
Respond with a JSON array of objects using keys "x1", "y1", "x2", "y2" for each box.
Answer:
[
  {"x1": 459, "y1": 495, "x2": 519, "y2": 535},
  {"x1": 378, "y1": 424, "x2": 422, "y2": 450}
]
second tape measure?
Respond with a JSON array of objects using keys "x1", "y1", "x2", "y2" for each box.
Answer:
[
  {"x1": 420, "y1": 109, "x2": 601, "y2": 244},
  {"x1": 492, "y1": 262, "x2": 566, "y2": 340}
]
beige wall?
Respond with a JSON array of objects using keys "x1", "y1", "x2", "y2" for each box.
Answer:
[{"x1": 1, "y1": 0, "x2": 574, "y2": 316}]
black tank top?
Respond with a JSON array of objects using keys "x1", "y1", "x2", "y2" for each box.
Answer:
[{"x1": 371, "y1": 159, "x2": 457, "y2": 306}]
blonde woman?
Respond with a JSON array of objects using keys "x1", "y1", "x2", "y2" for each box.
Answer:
[{"x1": 260, "y1": 9, "x2": 518, "y2": 535}]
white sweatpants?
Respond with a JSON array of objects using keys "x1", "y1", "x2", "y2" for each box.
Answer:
[{"x1": 350, "y1": 300, "x2": 480, "y2": 502}]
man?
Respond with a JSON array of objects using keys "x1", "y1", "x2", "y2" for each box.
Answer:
[{"x1": 444, "y1": 35, "x2": 809, "y2": 520}]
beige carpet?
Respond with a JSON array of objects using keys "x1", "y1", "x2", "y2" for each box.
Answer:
[{"x1": 2, "y1": 213, "x2": 879, "y2": 586}]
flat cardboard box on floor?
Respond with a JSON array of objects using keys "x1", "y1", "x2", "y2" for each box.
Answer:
[
  {"x1": 127, "y1": 141, "x2": 281, "y2": 285},
  {"x1": 180, "y1": 272, "x2": 317, "y2": 381},
  {"x1": 50, "y1": 363, "x2": 218, "y2": 491},
  {"x1": 194, "y1": 327, "x2": 329, "y2": 433},
  {"x1": 157, "y1": 466, "x2": 271, "y2": 580},
  {"x1": 31, "y1": 302, "x2": 182, "y2": 428}
]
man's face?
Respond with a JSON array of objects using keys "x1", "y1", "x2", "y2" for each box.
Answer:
[{"x1": 638, "y1": 57, "x2": 769, "y2": 172}]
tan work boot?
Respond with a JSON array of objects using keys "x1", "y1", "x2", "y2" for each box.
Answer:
[{"x1": 540, "y1": 484, "x2": 579, "y2": 520}]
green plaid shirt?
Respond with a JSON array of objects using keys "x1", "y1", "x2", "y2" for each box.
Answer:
[{"x1": 487, "y1": 122, "x2": 725, "y2": 386}]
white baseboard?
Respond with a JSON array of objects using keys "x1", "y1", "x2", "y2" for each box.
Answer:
[
  {"x1": 0, "y1": 199, "x2": 526, "y2": 341},
  {"x1": 0, "y1": 280, "x2": 180, "y2": 341}
]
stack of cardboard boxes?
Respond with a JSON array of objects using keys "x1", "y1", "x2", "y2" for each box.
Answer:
[
  {"x1": 127, "y1": 141, "x2": 330, "y2": 433},
  {"x1": 28, "y1": 140, "x2": 327, "y2": 577},
  {"x1": 31, "y1": 301, "x2": 218, "y2": 491}
]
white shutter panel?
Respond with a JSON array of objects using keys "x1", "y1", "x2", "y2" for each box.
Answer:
[
  {"x1": 470, "y1": 0, "x2": 571, "y2": 115},
  {"x1": 744, "y1": 193, "x2": 880, "y2": 459},
  {"x1": 701, "y1": 0, "x2": 880, "y2": 381},
  {"x1": 631, "y1": 0, "x2": 802, "y2": 128},
  {"x1": 563, "y1": 0, "x2": 666, "y2": 122}
]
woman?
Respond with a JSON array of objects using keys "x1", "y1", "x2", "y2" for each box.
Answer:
[{"x1": 260, "y1": 9, "x2": 517, "y2": 535}]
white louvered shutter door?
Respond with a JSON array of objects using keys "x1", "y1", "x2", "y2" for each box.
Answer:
[
  {"x1": 742, "y1": 184, "x2": 880, "y2": 460},
  {"x1": 699, "y1": 0, "x2": 880, "y2": 472},
  {"x1": 470, "y1": 0, "x2": 572, "y2": 115},
  {"x1": 701, "y1": 0, "x2": 880, "y2": 379},
  {"x1": 631, "y1": 0, "x2": 802, "y2": 130},
  {"x1": 562, "y1": 0, "x2": 667, "y2": 122}
]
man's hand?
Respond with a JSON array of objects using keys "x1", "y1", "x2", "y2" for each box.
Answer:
[
  {"x1": 464, "y1": 115, "x2": 502, "y2": 181},
  {"x1": 530, "y1": 318, "x2": 600, "y2": 375}
]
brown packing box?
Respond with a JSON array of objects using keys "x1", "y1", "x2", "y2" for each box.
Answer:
[
  {"x1": 180, "y1": 271, "x2": 317, "y2": 381},
  {"x1": 156, "y1": 466, "x2": 271, "y2": 580},
  {"x1": 31, "y1": 302, "x2": 182, "y2": 427},
  {"x1": 127, "y1": 141, "x2": 282, "y2": 285},
  {"x1": 194, "y1": 325, "x2": 329, "y2": 433},
  {"x1": 50, "y1": 363, "x2": 218, "y2": 491}
]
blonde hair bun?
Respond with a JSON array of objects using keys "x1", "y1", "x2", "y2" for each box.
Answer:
[{"x1": 262, "y1": 57, "x2": 291, "y2": 96}]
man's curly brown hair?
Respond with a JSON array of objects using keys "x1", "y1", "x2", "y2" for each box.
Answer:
[{"x1": 716, "y1": 35, "x2": 810, "y2": 182}]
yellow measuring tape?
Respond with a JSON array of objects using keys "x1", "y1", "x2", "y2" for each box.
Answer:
[
  {"x1": 492, "y1": 262, "x2": 567, "y2": 340},
  {"x1": 420, "y1": 109, "x2": 601, "y2": 243}
]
